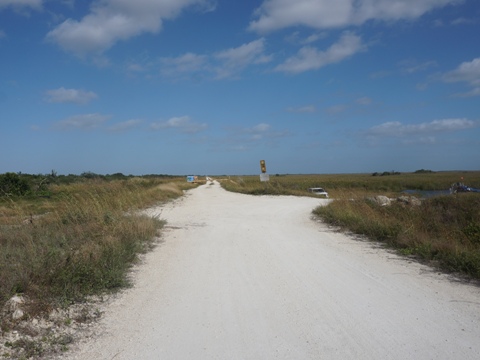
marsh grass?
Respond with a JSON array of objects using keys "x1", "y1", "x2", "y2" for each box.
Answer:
[
  {"x1": 221, "y1": 172, "x2": 480, "y2": 278},
  {"x1": 313, "y1": 194, "x2": 480, "y2": 278},
  {"x1": 220, "y1": 171, "x2": 480, "y2": 198},
  {"x1": 0, "y1": 177, "x2": 191, "y2": 314}
]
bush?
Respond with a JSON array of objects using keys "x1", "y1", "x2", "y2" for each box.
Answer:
[{"x1": 0, "y1": 172, "x2": 31, "y2": 196}]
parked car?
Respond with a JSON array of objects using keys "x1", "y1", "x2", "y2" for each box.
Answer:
[{"x1": 308, "y1": 187, "x2": 329, "y2": 198}]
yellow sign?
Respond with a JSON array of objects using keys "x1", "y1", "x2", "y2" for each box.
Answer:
[{"x1": 260, "y1": 160, "x2": 266, "y2": 173}]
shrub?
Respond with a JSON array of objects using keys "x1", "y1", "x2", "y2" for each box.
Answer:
[{"x1": 0, "y1": 172, "x2": 31, "y2": 197}]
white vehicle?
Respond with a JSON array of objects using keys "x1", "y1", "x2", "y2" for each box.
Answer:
[{"x1": 308, "y1": 187, "x2": 329, "y2": 198}]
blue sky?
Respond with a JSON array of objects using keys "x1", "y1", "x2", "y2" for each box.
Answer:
[{"x1": 1, "y1": 0, "x2": 479, "y2": 176}]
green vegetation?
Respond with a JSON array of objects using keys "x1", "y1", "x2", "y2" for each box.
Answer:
[
  {"x1": 0, "y1": 173, "x2": 32, "y2": 197},
  {"x1": 0, "y1": 175, "x2": 194, "y2": 315},
  {"x1": 221, "y1": 171, "x2": 480, "y2": 279}
]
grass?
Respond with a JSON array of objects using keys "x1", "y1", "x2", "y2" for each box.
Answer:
[
  {"x1": 220, "y1": 171, "x2": 480, "y2": 279},
  {"x1": 0, "y1": 177, "x2": 194, "y2": 315},
  {"x1": 220, "y1": 171, "x2": 480, "y2": 198},
  {"x1": 313, "y1": 193, "x2": 480, "y2": 278}
]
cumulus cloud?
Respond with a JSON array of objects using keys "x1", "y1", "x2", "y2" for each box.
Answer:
[
  {"x1": 275, "y1": 32, "x2": 363, "y2": 73},
  {"x1": 249, "y1": 0, "x2": 462, "y2": 33},
  {"x1": 45, "y1": 87, "x2": 98, "y2": 104},
  {"x1": 443, "y1": 57, "x2": 480, "y2": 97},
  {"x1": 46, "y1": 0, "x2": 215, "y2": 56},
  {"x1": 366, "y1": 118, "x2": 477, "y2": 137},
  {"x1": 54, "y1": 113, "x2": 111, "y2": 130},
  {"x1": 150, "y1": 116, "x2": 207, "y2": 134}
]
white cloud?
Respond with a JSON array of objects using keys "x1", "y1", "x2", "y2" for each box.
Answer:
[
  {"x1": 150, "y1": 116, "x2": 207, "y2": 134},
  {"x1": 275, "y1": 32, "x2": 363, "y2": 73},
  {"x1": 366, "y1": 118, "x2": 477, "y2": 137},
  {"x1": 251, "y1": 123, "x2": 271, "y2": 132},
  {"x1": 214, "y1": 38, "x2": 273, "y2": 79},
  {"x1": 445, "y1": 58, "x2": 480, "y2": 84},
  {"x1": 443, "y1": 57, "x2": 480, "y2": 96},
  {"x1": 108, "y1": 119, "x2": 142, "y2": 132},
  {"x1": 0, "y1": 0, "x2": 42, "y2": 11},
  {"x1": 285, "y1": 31, "x2": 328, "y2": 45},
  {"x1": 151, "y1": 39, "x2": 272, "y2": 80},
  {"x1": 46, "y1": 0, "x2": 214, "y2": 56},
  {"x1": 245, "y1": 123, "x2": 290, "y2": 141},
  {"x1": 451, "y1": 17, "x2": 475, "y2": 25},
  {"x1": 160, "y1": 53, "x2": 208, "y2": 78},
  {"x1": 54, "y1": 113, "x2": 111, "y2": 130},
  {"x1": 249, "y1": 0, "x2": 462, "y2": 33},
  {"x1": 452, "y1": 87, "x2": 480, "y2": 98},
  {"x1": 45, "y1": 87, "x2": 98, "y2": 104},
  {"x1": 399, "y1": 59, "x2": 437, "y2": 74}
]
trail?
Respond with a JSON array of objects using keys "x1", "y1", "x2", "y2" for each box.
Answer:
[{"x1": 65, "y1": 181, "x2": 480, "y2": 359}]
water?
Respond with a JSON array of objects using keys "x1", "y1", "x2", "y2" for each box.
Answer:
[{"x1": 402, "y1": 188, "x2": 480, "y2": 198}]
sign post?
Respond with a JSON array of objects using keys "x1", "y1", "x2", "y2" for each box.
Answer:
[{"x1": 259, "y1": 160, "x2": 269, "y2": 182}]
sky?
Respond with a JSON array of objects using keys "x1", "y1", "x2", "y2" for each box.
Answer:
[{"x1": 0, "y1": 0, "x2": 479, "y2": 176}]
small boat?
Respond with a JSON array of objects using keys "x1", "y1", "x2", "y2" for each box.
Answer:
[{"x1": 450, "y1": 182, "x2": 480, "y2": 194}]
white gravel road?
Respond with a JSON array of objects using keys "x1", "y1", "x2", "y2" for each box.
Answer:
[{"x1": 65, "y1": 181, "x2": 480, "y2": 360}]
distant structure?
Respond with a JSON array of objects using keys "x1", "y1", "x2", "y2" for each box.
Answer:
[{"x1": 186, "y1": 175, "x2": 198, "y2": 183}]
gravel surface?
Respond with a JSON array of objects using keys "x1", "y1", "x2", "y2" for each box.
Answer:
[{"x1": 63, "y1": 181, "x2": 480, "y2": 360}]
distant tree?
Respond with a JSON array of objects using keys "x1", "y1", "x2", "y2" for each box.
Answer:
[
  {"x1": 81, "y1": 171, "x2": 100, "y2": 179},
  {"x1": 0, "y1": 172, "x2": 31, "y2": 196},
  {"x1": 414, "y1": 169, "x2": 433, "y2": 174}
]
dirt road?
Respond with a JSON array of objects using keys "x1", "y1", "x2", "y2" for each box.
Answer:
[{"x1": 65, "y1": 181, "x2": 480, "y2": 359}]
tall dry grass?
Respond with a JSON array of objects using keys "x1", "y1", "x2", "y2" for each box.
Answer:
[
  {"x1": 0, "y1": 178, "x2": 189, "y2": 314},
  {"x1": 313, "y1": 194, "x2": 480, "y2": 278},
  {"x1": 220, "y1": 172, "x2": 480, "y2": 198},
  {"x1": 220, "y1": 172, "x2": 480, "y2": 278}
]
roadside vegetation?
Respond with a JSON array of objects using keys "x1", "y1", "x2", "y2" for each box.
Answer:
[
  {"x1": 220, "y1": 171, "x2": 480, "y2": 197},
  {"x1": 222, "y1": 171, "x2": 480, "y2": 279},
  {"x1": 1, "y1": 172, "x2": 196, "y2": 358}
]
